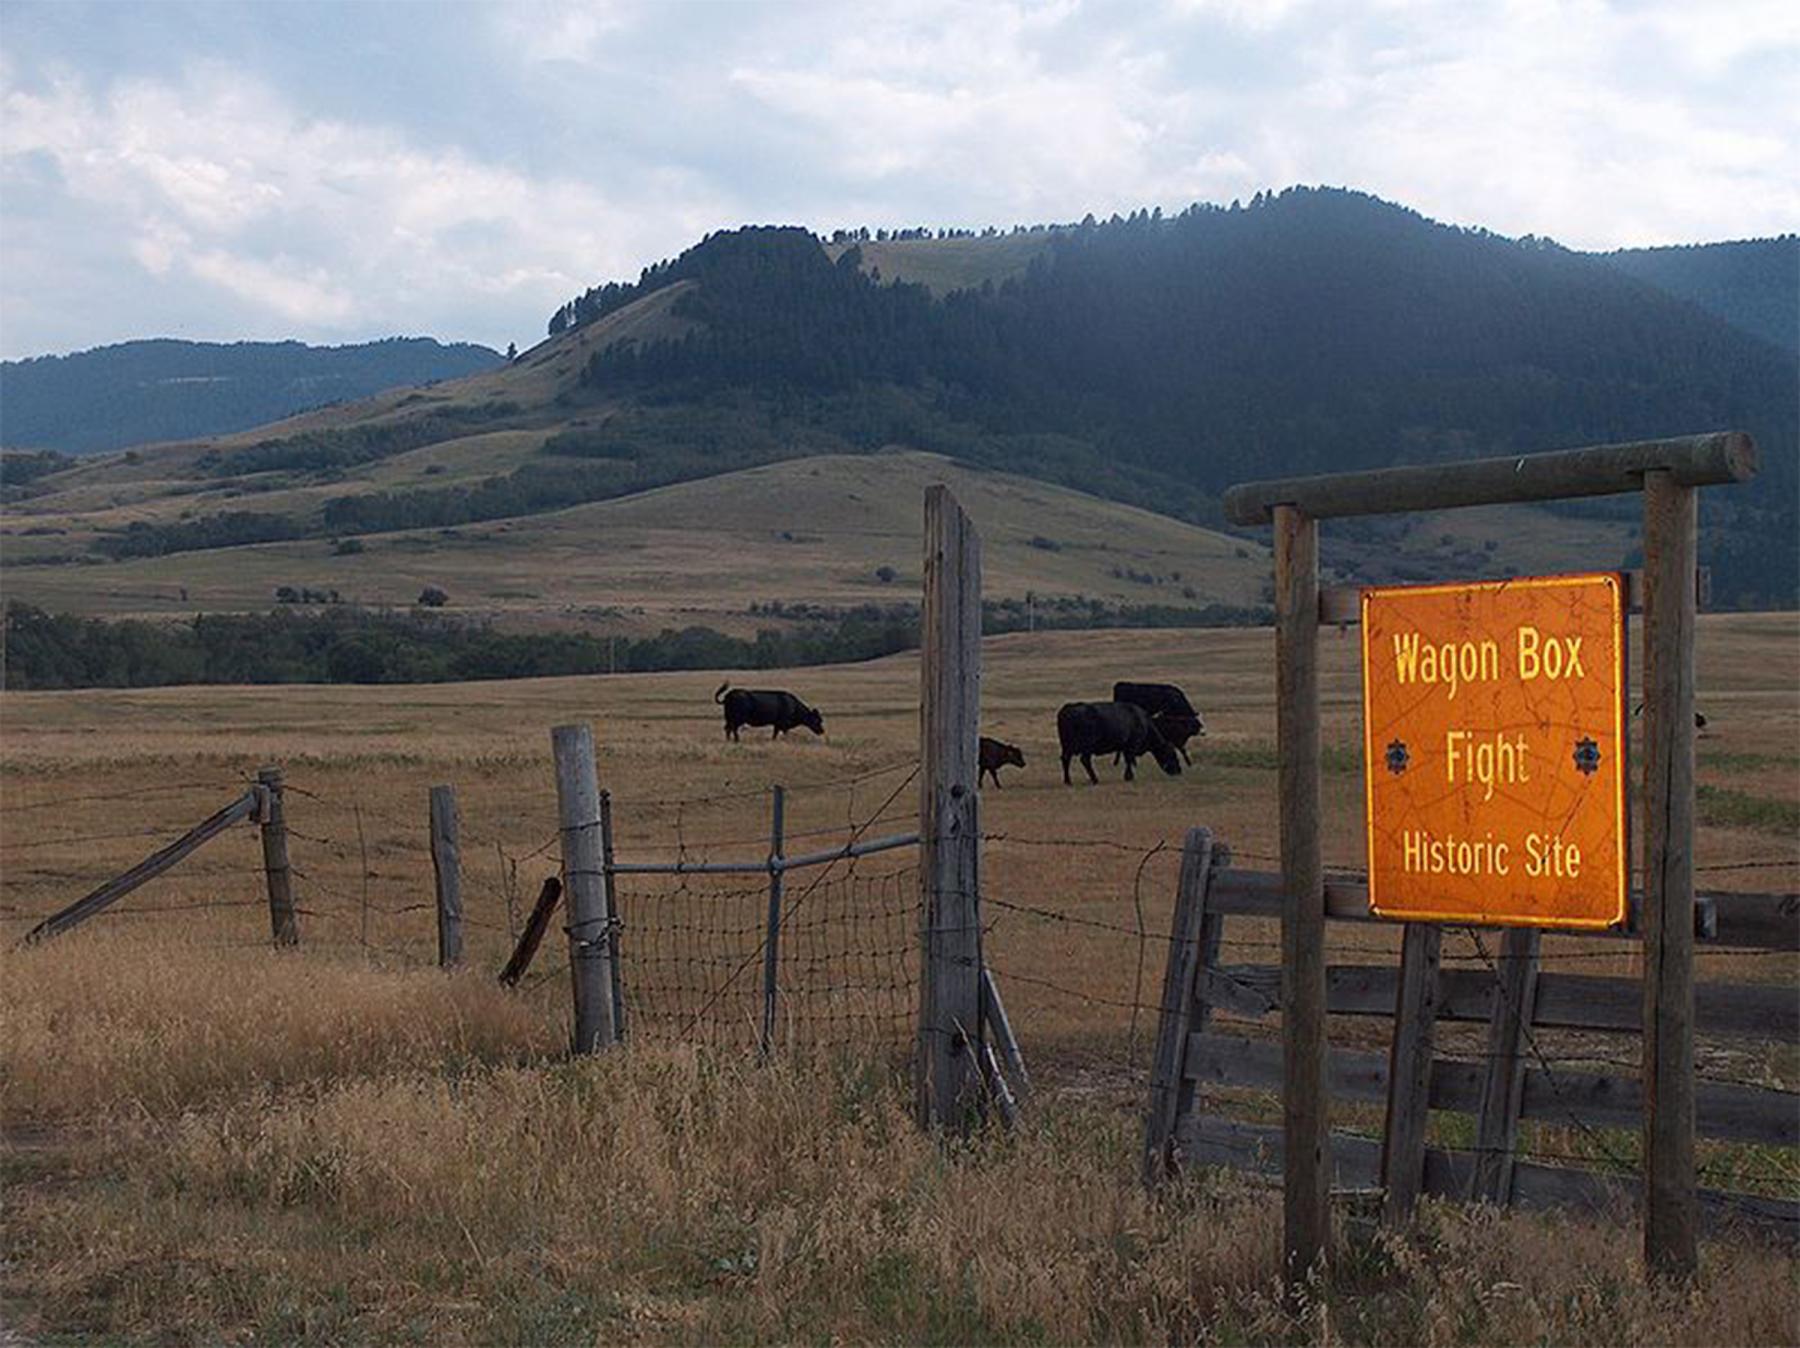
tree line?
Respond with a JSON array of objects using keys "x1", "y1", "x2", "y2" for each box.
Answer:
[{"x1": 1, "y1": 597, "x2": 1268, "y2": 691}]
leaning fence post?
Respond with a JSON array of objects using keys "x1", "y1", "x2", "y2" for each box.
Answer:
[
  {"x1": 1381, "y1": 922, "x2": 1443, "y2": 1225},
  {"x1": 760, "y1": 785, "x2": 786, "y2": 1057},
  {"x1": 1142, "y1": 827, "x2": 1219, "y2": 1186},
  {"x1": 429, "y1": 785, "x2": 463, "y2": 968},
  {"x1": 1470, "y1": 926, "x2": 1541, "y2": 1203},
  {"x1": 258, "y1": 766, "x2": 299, "y2": 947},
  {"x1": 552, "y1": 723, "x2": 617, "y2": 1053},
  {"x1": 916, "y1": 483, "x2": 983, "y2": 1133}
]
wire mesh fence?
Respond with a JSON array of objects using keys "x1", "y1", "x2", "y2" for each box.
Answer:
[{"x1": 3, "y1": 765, "x2": 1795, "y2": 1217}]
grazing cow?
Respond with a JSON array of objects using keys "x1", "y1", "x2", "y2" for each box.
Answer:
[
  {"x1": 714, "y1": 682, "x2": 825, "y2": 741},
  {"x1": 1057, "y1": 701, "x2": 1182, "y2": 784},
  {"x1": 978, "y1": 736, "x2": 1026, "y2": 789},
  {"x1": 1112, "y1": 681, "x2": 1207, "y2": 764}
]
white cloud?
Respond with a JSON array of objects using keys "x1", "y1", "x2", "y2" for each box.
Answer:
[
  {"x1": 0, "y1": 0, "x2": 1794, "y2": 357},
  {"x1": 0, "y1": 60, "x2": 731, "y2": 353}
]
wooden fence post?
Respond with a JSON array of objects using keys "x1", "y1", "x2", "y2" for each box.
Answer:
[
  {"x1": 1274, "y1": 504, "x2": 1329, "y2": 1287},
  {"x1": 1380, "y1": 923, "x2": 1443, "y2": 1225},
  {"x1": 1470, "y1": 926, "x2": 1541, "y2": 1203},
  {"x1": 760, "y1": 784, "x2": 786, "y2": 1057},
  {"x1": 429, "y1": 785, "x2": 463, "y2": 968},
  {"x1": 1143, "y1": 827, "x2": 1219, "y2": 1185},
  {"x1": 498, "y1": 876, "x2": 563, "y2": 987},
  {"x1": 916, "y1": 484, "x2": 983, "y2": 1133},
  {"x1": 258, "y1": 766, "x2": 299, "y2": 947},
  {"x1": 1643, "y1": 468, "x2": 1699, "y2": 1277},
  {"x1": 552, "y1": 723, "x2": 617, "y2": 1054}
]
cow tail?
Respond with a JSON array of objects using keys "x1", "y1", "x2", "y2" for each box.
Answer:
[{"x1": 714, "y1": 681, "x2": 731, "y2": 704}]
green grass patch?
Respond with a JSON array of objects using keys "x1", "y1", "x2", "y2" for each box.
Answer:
[{"x1": 1697, "y1": 784, "x2": 1800, "y2": 837}]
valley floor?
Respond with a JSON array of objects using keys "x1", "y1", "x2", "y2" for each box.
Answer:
[{"x1": 2, "y1": 618, "x2": 1795, "y2": 1343}]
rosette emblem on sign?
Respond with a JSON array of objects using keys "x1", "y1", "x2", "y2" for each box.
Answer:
[{"x1": 1360, "y1": 573, "x2": 1628, "y2": 929}]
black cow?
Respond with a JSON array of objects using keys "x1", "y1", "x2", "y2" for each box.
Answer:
[
  {"x1": 979, "y1": 736, "x2": 1025, "y2": 789},
  {"x1": 714, "y1": 683, "x2": 825, "y2": 741},
  {"x1": 1112, "y1": 681, "x2": 1206, "y2": 764},
  {"x1": 1057, "y1": 701, "x2": 1182, "y2": 784}
]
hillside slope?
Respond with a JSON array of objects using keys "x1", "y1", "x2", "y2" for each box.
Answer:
[
  {"x1": 0, "y1": 337, "x2": 504, "y2": 454},
  {"x1": 0, "y1": 451, "x2": 1270, "y2": 629},
  {"x1": 7, "y1": 188, "x2": 1794, "y2": 611},
  {"x1": 1604, "y1": 238, "x2": 1798, "y2": 354}
]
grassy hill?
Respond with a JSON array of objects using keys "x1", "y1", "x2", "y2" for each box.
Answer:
[
  {"x1": 6, "y1": 189, "x2": 1794, "y2": 632},
  {"x1": 0, "y1": 451, "x2": 1270, "y2": 631}
]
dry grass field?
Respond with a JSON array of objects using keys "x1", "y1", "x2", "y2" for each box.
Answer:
[{"x1": 2, "y1": 614, "x2": 1796, "y2": 1343}]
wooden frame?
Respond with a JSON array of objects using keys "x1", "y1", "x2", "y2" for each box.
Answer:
[{"x1": 1215, "y1": 431, "x2": 1758, "y2": 1285}]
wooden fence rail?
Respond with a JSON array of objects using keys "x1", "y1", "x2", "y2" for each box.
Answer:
[{"x1": 1144, "y1": 846, "x2": 1800, "y2": 1243}]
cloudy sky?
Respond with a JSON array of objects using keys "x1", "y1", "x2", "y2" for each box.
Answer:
[{"x1": 2, "y1": 0, "x2": 1795, "y2": 360}]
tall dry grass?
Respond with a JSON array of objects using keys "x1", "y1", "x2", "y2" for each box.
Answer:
[
  {"x1": 6, "y1": 1044, "x2": 1796, "y2": 1345},
  {"x1": 0, "y1": 929, "x2": 560, "y2": 1121}
]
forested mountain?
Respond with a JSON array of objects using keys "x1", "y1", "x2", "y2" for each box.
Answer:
[
  {"x1": 1604, "y1": 238, "x2": 1798, "y2": 354},
  {"x1": 552, "y1": 190, "x2": 1798, "y2": 605},
  {"x1": 0, "y1": 337, "x2": 503, "y2": 453},
  {"x1": 10, "y1": 189, "x2": 1794, "y2": 617}
]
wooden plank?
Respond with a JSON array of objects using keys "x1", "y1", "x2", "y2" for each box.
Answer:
[
  {"x1": 552, "y1": 723, "x2": 617, "y2": 1053},
  {"x1": 497, "y1": 876, "x2": 563, "y2": 987},
  {"x1": 1204, "y1": 963, "x2": 1797, "y2": 1041},
  {"x1": 982, "y1": 966, "x2": 1031, "y2": 1102},
  {"x1": 1643, "y1": 467, "x2": 1700, "y2": 1278},
  {"x1": 20, "y1": 789, "x2": 259, "y2": 944},
  {"x1": 1142, "y1": 828, "x2": 1216, "y2": 1185},
  {"x1": 1274, "y1": 503, "x2": 1329, "y2": 1285},
  {"x1": 429, "y1": 785, "x2": 463, "y2": 969},
  {"x1": 916, "y1": 484, "x2": 984, "y2": 1132},
  {"x1": 1470, "y1": 927, "x2": 1541, "y2": 1203},
  {"x1": 1210, "y1": 869, "x2": 1785, "y2": 950},
  {"x1": 1223, "y1": 432, "x2": 1756, "y2": 525},
  {"x1": 258, "y1": 766, "x2": 299, "y2": 947},
  {"x1": 1180, "y1": 1116, "x2": 1798, "y2": 1242},
  {"x1": 760, "y1": 785, "x2": 785, "y2": 1058},
  {"x1": 1183, "y1": 1032, "x2": 1797, "y2": 1147},
  {"x1": 1381, "y1": 923, "x2": 1442, "y2": 1225}
]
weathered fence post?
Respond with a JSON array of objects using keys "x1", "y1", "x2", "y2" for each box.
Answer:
[
  {"x1": 1380, "y1": 923, "x2": 1443, "y2": 1225},
  {"x1": 429, "y1": 785, "x2": 463, "y2": 968},
  {"x1": 258, "y1": 766, "x2": 299, "y2": 947},
  {"x1": 552, "y1": 723, "x2": 617, "y2": 1054},
  {"x1": 498, "y1": 876, "x2": 563, "y2": 987},
  {"x1": 600, "y1": 790, "x2": 625, "y2": 1039},
  {"x1": 1143, "y1": 827, "x2": 1219, "y2": 1185},
  {"x1": 1643, "y1": 468, "x2": 1699, "y2": 1277},
  {"x1": 916, "y1": 484, "x2": 983, "y2": 1133},
  {"x1": 1274, "y1": 504, "x2": 1329, "y2": 1287},
  {"x1": 1470, "y1": 926, "x2": 1541, "y2": 1202},
  {"x1": 760, "y1": 784, "x2": 786, "y2": 1057}
]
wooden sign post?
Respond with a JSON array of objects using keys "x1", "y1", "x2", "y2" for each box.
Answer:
[{"x1": 1221, "y1": 432, "x2": 1756, "y2": 1290}]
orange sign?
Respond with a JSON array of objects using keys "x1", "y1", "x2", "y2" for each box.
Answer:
[{"x1": 1361, "y1": 573, "x2": 1627, "y2": 929}]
